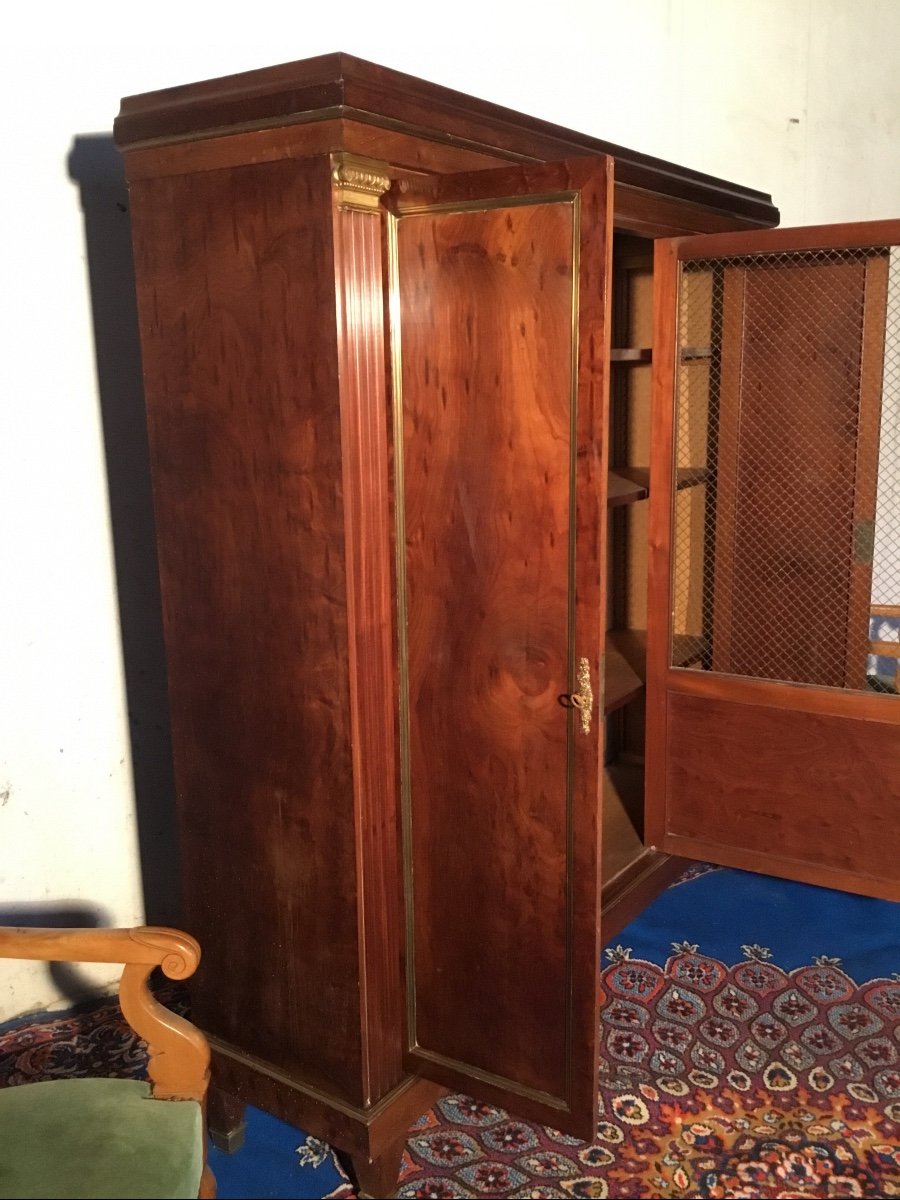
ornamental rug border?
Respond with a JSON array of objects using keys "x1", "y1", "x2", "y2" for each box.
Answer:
[{"x1": 386, "y1": 945, "x2": 900, "y2": 1199}]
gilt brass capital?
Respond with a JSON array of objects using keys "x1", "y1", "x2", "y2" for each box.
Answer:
[{"x1": 331, "y1": 154, "x2": 392, "y2": 212}]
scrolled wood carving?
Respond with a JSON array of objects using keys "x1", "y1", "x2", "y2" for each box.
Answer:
[
  {"x1": 120, "y1": 962, "x2": 210, "y2": 1102},
  {"x1": 0, "y1": 924, "x2": 211, "y2": 1103}
]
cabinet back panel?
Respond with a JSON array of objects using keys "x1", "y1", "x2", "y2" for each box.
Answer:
[
  {"x1": 397, "y1": 200, "x2": 576, "y2": 1098},
  {"x1": 129, "y1": 157, "x2": 365, "y2": 1101}
]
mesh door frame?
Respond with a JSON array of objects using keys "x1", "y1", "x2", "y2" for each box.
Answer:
[{"x1": 644, "y1": 222, "x2": 900, "y2": 901}]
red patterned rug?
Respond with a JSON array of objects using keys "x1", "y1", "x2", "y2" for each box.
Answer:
[
  {"x1": 3, "y1": 870, "x2": 899, "y2": 1199},
  {"x1": 0, "y1": 984, "x2": 182, "y2": 1088},
  {"x1": 391, "y1": 945, "x2": 900, "y2": 1198}
]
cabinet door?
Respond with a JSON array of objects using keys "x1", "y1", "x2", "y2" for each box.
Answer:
[
  {"x1": 388, "y1": 157, "x2": 612, "y2": 1136},
  {"x1": 647, "y1": 221, "x2": 900, "y2": 902}
]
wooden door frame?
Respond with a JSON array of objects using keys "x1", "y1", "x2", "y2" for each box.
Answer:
[
  {"x1": 646, "y1": 220, "x2": 900, "y2": 902},
  {"x1": 386, "y1": 156, "x2": 613, "y2": 1137}
]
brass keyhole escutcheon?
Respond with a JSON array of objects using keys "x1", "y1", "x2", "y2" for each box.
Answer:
[{"x1": 570, "y1": 657, "x2": 593, "y2": 735}]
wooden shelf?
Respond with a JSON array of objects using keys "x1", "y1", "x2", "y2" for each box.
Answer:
[
  {"x1": 605, "y1": 630, "x2": 645, "y2": 714},
  {"x1": 608, "y1": 466, "x2": 708, "y2": 506},
  {"x1": 610, "y1": 347, "x2": 652, "y2": 363},
  {"x1": 676, "y1": 466, "x2": 710, "y2": 490},
  {"x1": 607, "y1": 628, "x2": 646, "y2": 672},
  {"x1": 608, "y1": 468, "x2": 649, "y2": 507},
  {"x1": 602, "y1": 760, "x2": 645, "y2": 884}
]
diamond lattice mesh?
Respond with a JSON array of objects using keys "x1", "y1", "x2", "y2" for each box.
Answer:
[{"x1": 671, "y1": 246, "x2": 900, "y2": 692}]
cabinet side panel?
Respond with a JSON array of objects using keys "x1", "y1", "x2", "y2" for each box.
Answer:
[{"x1": 128, "y1": 156, "x2": 364, "y2": 1102}]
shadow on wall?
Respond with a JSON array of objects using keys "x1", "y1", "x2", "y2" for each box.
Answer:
[
  {"x1": 0, "y1": 901, "x2": 113, "y2": 1008},
  {"x1": 67, "y1": 134, "x2": 181, "y2": 928}
]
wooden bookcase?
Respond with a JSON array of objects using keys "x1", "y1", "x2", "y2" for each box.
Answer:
[{"x1": 114, "y1": 54, "x2": 900, "y2": 1195}]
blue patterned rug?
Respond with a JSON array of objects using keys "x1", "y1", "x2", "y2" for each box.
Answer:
[{"x1": 1, "y1": 866, "x2": 898, "y2": 1198}]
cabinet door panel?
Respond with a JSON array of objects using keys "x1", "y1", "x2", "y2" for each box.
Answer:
[
  {"x1": 389, "y1": 158, "x2": 612, "y2": 1135},
  {"x1": 647, "y1": 221, "x2": 900, "y2": 901}
]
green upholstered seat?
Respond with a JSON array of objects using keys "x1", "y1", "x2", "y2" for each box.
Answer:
[{"x1": 0, "y1": 1077, "x2": 203, "y2": 1199}]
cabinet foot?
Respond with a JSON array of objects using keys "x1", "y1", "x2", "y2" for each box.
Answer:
[
  {"x1": 208, "y1": 1086, "x2": 247, "y2": 1154},
  {"x1": 342, "y1": 1137, "x2": 405, "y2": 1198}
]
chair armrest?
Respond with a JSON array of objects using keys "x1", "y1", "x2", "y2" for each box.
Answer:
[
  {"x1": 0, "y1": 925, "x2": 209, "y2": 1102},
  {"x1": 0, "y1": 926, "x2": 200, "y2": 978}
]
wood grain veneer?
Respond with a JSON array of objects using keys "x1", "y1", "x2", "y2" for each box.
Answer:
[
  {"x1": 398, "y1": 195, "x2": 575, "y2": 1101},
  {"x1": 332, "y1": 183, "x2": 405, "y2": 1106},
  {"x1": 665, "y1": 689, "x2": 900, "y2": 900},
  {"x1": 130, "y1": 155, "x2": 367, "y2": 1102},
  {"x1": 115, "y1": 52, "x2": 778, "y2": 230},
  {"x1": 391, "y1": 157, "x2": 612, "y2": 1136},
  {"x1": 114, "y1": 51, "x2": 803, "y2": 1188}
]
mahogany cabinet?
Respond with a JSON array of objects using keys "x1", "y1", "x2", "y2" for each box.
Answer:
[{"x1": 114, "y1": 53, "x2": 900, "y2": 1190}]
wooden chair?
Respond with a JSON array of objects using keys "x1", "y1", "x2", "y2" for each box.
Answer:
[{"x1": 0, "y1": 926, "x2": 215, "y2": 1199}]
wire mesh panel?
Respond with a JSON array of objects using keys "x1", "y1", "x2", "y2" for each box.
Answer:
[{"x1": 671, "y1": 245, "x2": 900, "y2": 692}]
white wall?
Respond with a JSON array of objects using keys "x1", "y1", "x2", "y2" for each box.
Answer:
[{"x1": 2, "y1": 0, "x2": 899, "y2": 1020}]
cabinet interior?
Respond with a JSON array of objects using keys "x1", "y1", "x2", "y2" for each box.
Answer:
[{"x1": 601, "y1": 233, "x2": 658, "y2": 901}]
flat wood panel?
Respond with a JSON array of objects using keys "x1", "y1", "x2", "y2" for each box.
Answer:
[
  {"x1": 400, "y1": 199, "x2": 571, "y2": 1097},
  {"x1": 129, "y1": 156, "x2": 364, "y2": 1102},
  {"x1": 666, "y1": 690, "x2": 900, "y2": 893},
  {"x1": 608, "y1": 469, "x2": 649, "y2": 506},
  {"x1": 393, "y1": 159, "x2": 611, "y2": 1133}
]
